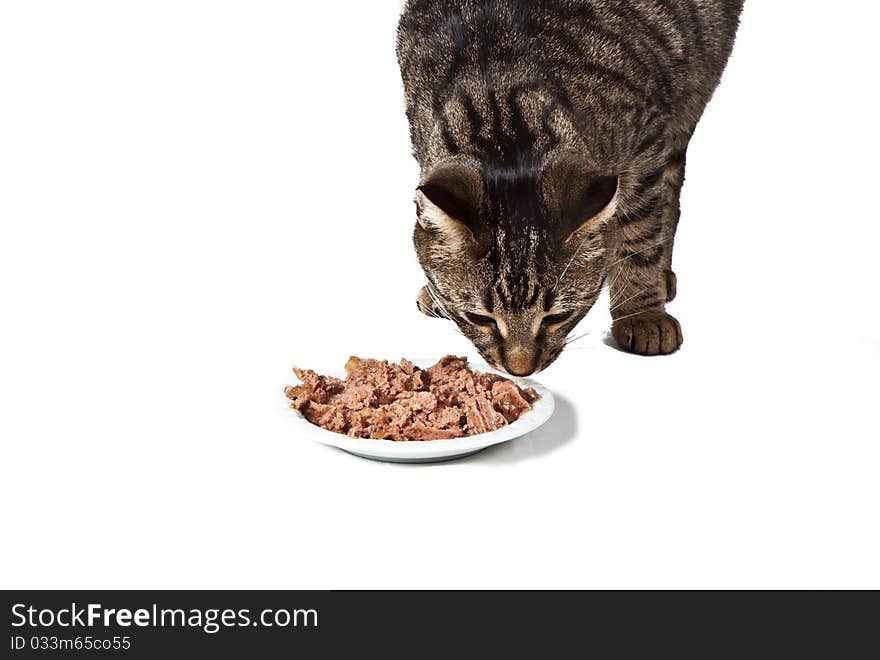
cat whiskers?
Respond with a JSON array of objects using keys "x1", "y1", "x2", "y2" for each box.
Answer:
[
  {"x1": 609, "y1": 235, "x2": 675, "y2": 269},
  {"x1": 604, "y1": 235, "x2": 676, "y2": 309},
  {"x1": 419, "y1": 299, "x2": 446, "y2": 321},
  {"x1": 564, "y1": 330, "x2": 591, "y2": 347},
  {"x1": 609, "y1": 289, "x2": 646, "y2": 313},
  {"x1": 553, "y1": 224, "x2": 671, "y2": 299},
  {"x1": 552, "y1": 236, "x2": 589, "y2": 293},
  {"x1": 606, "y1": 270, "x2": 632, "y2": 308},
  {"x1": 425, "y1": 282, "x2": 469, "y2": 339},
  {"x1": 551, "y1": 232, "x2": 604, "y2": 294},
  {"x1": 611, "y1": 308, "x2": 662, "y2": 325},
  {"x1": 605, "y1": 261, "x2": 627, "y2": 293},
  {"x1": 425, "y1": 283, "x2": 450, "y2": 319},
  {"x1": 607, "y1": 265, "x2": 638, "y2": 311}
]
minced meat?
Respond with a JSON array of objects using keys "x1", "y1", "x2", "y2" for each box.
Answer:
[{"x1": 285, "y1": 355, "x2": 540, "y2": 441}]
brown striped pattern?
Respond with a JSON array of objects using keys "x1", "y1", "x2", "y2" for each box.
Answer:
[{"x1": 399, "y1": 0, "x2": 743, "y2": 370}]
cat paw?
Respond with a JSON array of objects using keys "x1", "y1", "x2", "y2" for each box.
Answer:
[{"x1": 612, "y1": 312, "x2": 683, "y2": 356}]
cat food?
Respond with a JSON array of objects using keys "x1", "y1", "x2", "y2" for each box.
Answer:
[{"x1": 285, "y1": 355, "x2": 540, "y2": 441}]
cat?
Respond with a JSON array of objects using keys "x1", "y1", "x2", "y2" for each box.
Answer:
[{"x1": 397, "y1": 0, "x2": 744, "y2": 375}]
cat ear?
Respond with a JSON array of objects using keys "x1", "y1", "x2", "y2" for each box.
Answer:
[
  {"x1": 544, "y1": 153, "x2": 619, "y2": 241},
  {"x1": 414, "y1": 189, "x2": 470, "y2": 238},
  {"x1": 415, "y1": 163, "x2": 485, "y2": 251}
]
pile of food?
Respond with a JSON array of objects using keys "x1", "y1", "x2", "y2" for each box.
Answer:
[{"x1": 285, "y1": 355, "x2": 540, "y2": 441}]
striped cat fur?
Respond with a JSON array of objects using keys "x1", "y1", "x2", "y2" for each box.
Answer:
[{"x1": 398, "y1": 0, "x2": 744, "y2": 374}]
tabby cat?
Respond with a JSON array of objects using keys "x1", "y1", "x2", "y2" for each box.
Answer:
[{"x1": 397, "y1": 0, "x2": 743, "y2": 375}]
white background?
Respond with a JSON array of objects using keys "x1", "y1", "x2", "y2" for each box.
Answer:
[{"x1": 1, "y1": 1, "x2": 878, "y2": 589}]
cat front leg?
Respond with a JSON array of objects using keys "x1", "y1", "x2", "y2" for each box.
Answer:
[
  {"x1": 609, "y1": 255, "x2": 683, "y2": 356},
  {"x1": 607, "y1": 152, "x2": 686, "y2": 356}
]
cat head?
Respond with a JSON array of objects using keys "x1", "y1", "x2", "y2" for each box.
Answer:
[{"x1": 413, "y1": 152, "x2": 619, "y2": 376}]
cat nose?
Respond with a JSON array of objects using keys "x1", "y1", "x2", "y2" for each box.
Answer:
[{"x1": 503, "y1": 347, "x2": 537, "y2": 377}]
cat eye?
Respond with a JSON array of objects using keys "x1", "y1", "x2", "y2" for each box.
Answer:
[
  {"x1": 465, "y1": 312, "x2": 498, "y2": 331},
  {"x1": 541, "y1": 311, "x2": 574, "y2": 329}
]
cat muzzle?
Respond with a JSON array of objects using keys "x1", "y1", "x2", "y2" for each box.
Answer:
[{"x1": 502, "y1": 346, "x2": 539, "y2": 378}]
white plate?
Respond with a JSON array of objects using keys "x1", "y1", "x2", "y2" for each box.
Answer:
[{"x1": 284, "y1": 358, "x2": 555, "y2": 463}]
